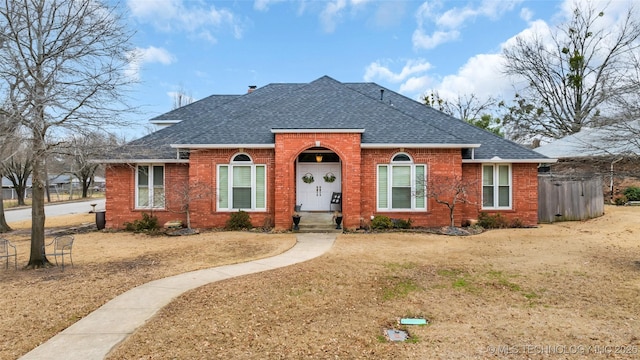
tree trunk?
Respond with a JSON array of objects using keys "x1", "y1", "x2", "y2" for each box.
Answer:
[
  {"x1": 0, "y1": 187, "x2": 12, "y2": 233},
  {"x1": 27, "y1": 138, "x2": 50, "y2": 268},
  {"x1": 449, "y1": 206, "x2": 455, "y2": 228}
]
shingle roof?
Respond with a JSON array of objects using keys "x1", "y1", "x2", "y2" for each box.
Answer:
[
  {"x1": 105, "y1": 76, "x2": 548, "y2": 162},
  {"x1": 534, "y1": 121, "x2": 640, "y2": 158}
]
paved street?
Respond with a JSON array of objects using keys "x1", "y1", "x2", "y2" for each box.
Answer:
[{"x1": 4, "y1": 199, "x2": 105, "y2": 223}]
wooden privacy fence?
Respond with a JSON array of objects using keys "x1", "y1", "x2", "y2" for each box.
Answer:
[{"x1": 538, "y1": 175, "x2": 604, "y2": 223}]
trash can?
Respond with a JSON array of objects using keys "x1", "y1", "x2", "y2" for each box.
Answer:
[{"x1": 95, "y1": 211, "x2": 106, "y2": 230}]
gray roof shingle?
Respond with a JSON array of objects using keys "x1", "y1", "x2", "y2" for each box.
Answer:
[{"x1": 106, "y1": 76, "x2": 548, "y2": 161}]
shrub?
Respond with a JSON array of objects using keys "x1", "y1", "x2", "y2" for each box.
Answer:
[
  {"x1": 371, "y1": 215, "x2": 393, "y2": 230},
  {"x1": 623, "y1": 186, "x2": 640, "y2": 201},
  {"x1": 510, "y1": 218, "x2": 525, "y2": 228},
  {"x1": 478, "y1": 212, "x2": 510, "y2": 229},
  {"x1": 225, "y1": 210, "x2": 252, "y2": 230},
  {"x1": 392, "y1": 218, "x2": 413, "y2": 229},
  {"x1": 124, "y1": 213, "x2": 159, "y2": 232},
  {"x1": 614, "y1": 195, "x2": 628, "y2": 206}
]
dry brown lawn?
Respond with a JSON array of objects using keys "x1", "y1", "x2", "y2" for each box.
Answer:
[{"x1": 2, "y1": 206, "x2": 640, "y2": 359}]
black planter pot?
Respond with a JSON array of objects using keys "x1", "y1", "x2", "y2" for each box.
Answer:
[
  {"x1": 292, "y1": 216, "x2": 301, "y2": 230},
  {"x1": 335, "y1": 216, "x2": 343, "y2": 229},
  {"x1": 95, "y1": 211, "x2": 106, "y2": 230}
]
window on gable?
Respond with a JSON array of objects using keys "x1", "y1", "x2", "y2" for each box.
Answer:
[
  {"x1": 218, "y1": 153, "x2": 266, "y2": 211},
  {"x1": 377, "y1": 153, "x2": 426, "y2": 211},
  {"x1": 136, "y1": 164, "x2": 165, "y2": 209},
  {"x1": 482, "y1": 164, "x2": 511, "y2": 209}
]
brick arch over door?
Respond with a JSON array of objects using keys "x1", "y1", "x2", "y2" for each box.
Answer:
[{"x1": 273, "y1": 132, "x2": 362, "y2": 230}]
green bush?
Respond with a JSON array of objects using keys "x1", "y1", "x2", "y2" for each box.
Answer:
[
  {"x1": 124, "y1": 213, "x2": 159, "y2": 232},
  {"x1": 371, "y1": 215, "x2": 393, "y2": 229},
  {"x1": 478, "y1": 212, "x2": 510, "y2": 229},
  {"x1": 225, "y1": 210, "x2": 253, "y2": 230},
  {"x1": 622, "y1": 186, "x2": 640, "y2": 201}
]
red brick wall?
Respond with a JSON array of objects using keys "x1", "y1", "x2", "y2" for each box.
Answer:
[
  {"x1": 361, "y1": 148, "x2": 464, "y2": 228},
  {"x1": 105, "y1": 163, "x2": 189, "y2": 229},
  {"x1": 186, "y1": 148, "x2": 275, "y2": 229},
  {"x1": 461, "y1": 163, "x2": 539, "y2": 226},
  {"x1": 105, "y1": 146, "x2": 540, "y2": 230},
  {"x1": 273, "y1": 132, "x2": 362, "y2": 229}
]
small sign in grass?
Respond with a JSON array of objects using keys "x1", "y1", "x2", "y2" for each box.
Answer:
[{"x1": 400, "y1": 318, "x2": 428, "y2": 325}]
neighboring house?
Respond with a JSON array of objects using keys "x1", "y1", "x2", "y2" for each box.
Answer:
[
  {"x1": 534, "y1": 123, "x2": 640, "y2": 202},
  {"x1": 1, "y1": 176, "x2": 32, "y2": 200},
  {"x1": 99, "y1": 76, "x2": 551, "y2": 230}
]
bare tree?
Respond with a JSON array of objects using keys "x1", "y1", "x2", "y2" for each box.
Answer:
[
  {"x1": 60, "y1": 132, "x2": 116, "y2": 198},
  {"x1": 0, "y1": 108, "x2": 20, "y2": 232},
  {"x1": 502, "y1": 3, "x2": 640, "y2": 142},
  {"x1": 0, "y1": 0, "x2": 135, "y2": 268},
  {"x1": 172, "y1": 84, "x2": 194, "y2": 110},
  {"x1": 427, "y1": 175, "x2": 478, "y2": 228},
  {"x1": 423, "y1": 91, "x2": 502, "y2": 136},
  {"x1": 168, "y1": 180, "x2": 213, "y2": 230},
  {"x1": 1, "y1": 149, "x2": 32, "y2": 206}
]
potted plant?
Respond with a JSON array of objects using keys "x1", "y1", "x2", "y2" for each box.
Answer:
[
  {"x1": 302, "y1": 173, "x2": 314, "y2": 184},
  {"x1": 292, "y1": 212, "x2": 301, "y2": 230},
  {"x1": 323, "y1": 172, "x2": 336, "y2": 183},
  {"x1": 333, "y1": 211, "x2": 343, "y2": 229}
]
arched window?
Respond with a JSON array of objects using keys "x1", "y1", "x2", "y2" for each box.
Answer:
[
  {"x1": 377, "y1": 153, "x2": 426, "y2": 210},
  {"x1": 218, "y1": 153, "x2": 266, "y2": 211},
  {"x1": 232, "y1": 153, "x2": 252, "y2": 162}
]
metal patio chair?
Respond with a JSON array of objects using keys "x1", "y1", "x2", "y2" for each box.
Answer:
[
  {"x1": 43, "y1": 235, "x2": 74, "y2": 270},
  {"x1": 1, "y1": 238, "x2": 17, "y2": 270}
]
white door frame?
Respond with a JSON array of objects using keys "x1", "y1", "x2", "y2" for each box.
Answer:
[{"x1": 296, "y1": 160, "x2": 341, "y2": 212}]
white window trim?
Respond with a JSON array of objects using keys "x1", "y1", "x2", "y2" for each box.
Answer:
[
  {"x1": 482, "y1": 163, "x2": 512, "y2": 210},
  {"x1": 135, "y1": 164, "x2": 165, "y2": 209},
  {"x1": 217, "y1": 162, "x2": 266, "y2": 212},
  {"x1": 376, "y1": 162, "x2": 427, "y2": 212}
]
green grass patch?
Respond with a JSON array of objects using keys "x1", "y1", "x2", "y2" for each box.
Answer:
[{"x1": 382, "y1": 278, "x2": 421, "y2": 301}]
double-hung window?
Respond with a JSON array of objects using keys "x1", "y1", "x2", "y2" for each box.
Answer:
[
  {"x1": 377, "y1": 153, "x2": 426, "y2": 210},
  {"x1": 218, "y1": 154, "x2": 266, "y2": 211},
  {"x1": 482, "y1": 164, "x2": 511, "y2": 209},
  {"x1": 136, "y1": 165, "x2": 165, "y2": 209}
]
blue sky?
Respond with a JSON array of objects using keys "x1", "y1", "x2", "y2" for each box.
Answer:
[{"x1": 122, "y1": 0, "x2": 632, "y2": 138}]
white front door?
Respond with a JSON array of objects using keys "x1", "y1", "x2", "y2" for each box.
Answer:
[{"x1": 296, "y1": 163, "x2": 341, "y2": 211}]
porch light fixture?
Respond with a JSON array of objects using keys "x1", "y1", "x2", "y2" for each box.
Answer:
[{"x1": 316, "y1": 154, "x2": 323, "y2": 162}]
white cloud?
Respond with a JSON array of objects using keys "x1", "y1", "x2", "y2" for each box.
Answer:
[
  {"x1": 435, "y1": 53, "x2": 510, "y2": 102},
  {"x1": 125, "y1": 46, "x2": 176, "y2": 81},
  {"x1": 253, "y1": 0, "x2": 286, "y2": 11},
  {"x1": 412, "y1": 0, "x2": 521, "y2": 50},
  {"x1": 320, "y1": 0, "x2": 347, "y2": 33},
  {"x1": 412, "y1": 29, "x2": 460, "y2": 50},
  {"x1": 520, "y1": 7, "x2": 533, "y2": 22},
  {"x1": 127, "y1": 0, "x2": 244, "y2": 43},
  {"x1": 364, "y1": 59, "x2": 432, "y2": 83}
]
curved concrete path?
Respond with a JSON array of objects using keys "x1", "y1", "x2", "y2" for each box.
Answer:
[{"x1": 20, "y1": 233, "x2": 336, "y2": 360}]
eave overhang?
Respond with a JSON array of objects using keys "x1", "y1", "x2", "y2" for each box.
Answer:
[
  {"x1": 361, "y1": 143, "x2": 481, "y2": 149},
  {"x1": 170, "y1": 144, "x2": 276, "y2": 149},
  {"x1": 92, "y1": 159, "x2": 190, "y2": 164},
  {"x1": 270, "y1": 128, "x2": 366, "y2": 134},
  {"x1": 462, "y1": 158, "x2": 558, "y2": 164}
]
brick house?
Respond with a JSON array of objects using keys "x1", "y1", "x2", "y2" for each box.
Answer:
[{"x1": 101, "y1": 76, "x2": 551, "y2": 230}]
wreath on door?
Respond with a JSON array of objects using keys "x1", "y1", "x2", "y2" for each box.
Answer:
[
  {"x1": 323, "y1": 172, "x2": 336, "y2": 183},
  {"x1": 302, "y1": 173, "x2": 315, "y2": 184}
]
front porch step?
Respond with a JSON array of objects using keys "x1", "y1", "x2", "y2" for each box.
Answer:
[{"x1": 293, "y1": 212, "x2": 343, "y2": 233}]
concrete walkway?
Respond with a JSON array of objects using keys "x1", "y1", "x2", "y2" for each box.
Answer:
[{"x1": 19, "y1": 233, "x2": 336, "y2": 360}]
